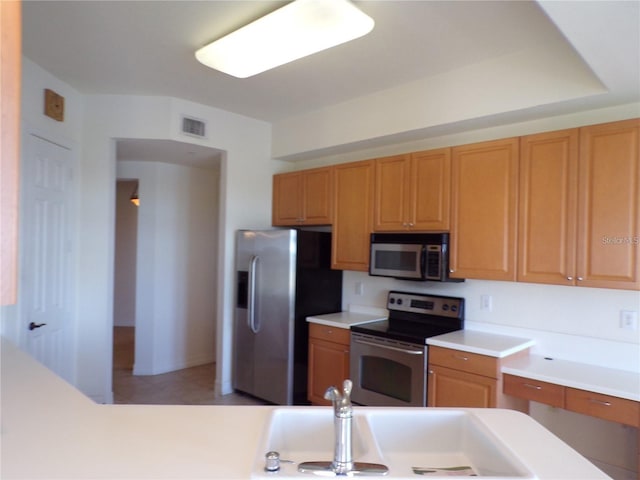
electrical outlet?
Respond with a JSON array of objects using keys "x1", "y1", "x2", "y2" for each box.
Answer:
[
  {"x1": 355, "y1": 282, "x2": 364, "y2": 296},
  {"x1": 620, "y1": 310, "x2": 638, "y2": 330},
  {"x1": 480, "y1": 294, "x2": 493, "y2": 312}
]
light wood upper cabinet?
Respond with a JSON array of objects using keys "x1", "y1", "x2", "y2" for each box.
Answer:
[
  {"x1": 272, "y1": 167, "x2": 333, "y2": 226},
  {"x1": 518, "y1": 121, "x2": 640, "y2": 290},
  {"x1": 576, "y1": 119, "x2": 640, "y2": 290},
  {"x1": 374, "y1": 148, "x2": 450, "y2": 232},
  {"x1": 450, "y1": 138, "x2": 519, "y2": 281},
  {"x1": 1, "y1": 0, "x2": 21, "y2": 306},
  {"x1": 518, "y1": 129, "x2": 579, "y2": 286},
  {"x1": 332, "y1": 160, "x2": 374, "y2": 271}
]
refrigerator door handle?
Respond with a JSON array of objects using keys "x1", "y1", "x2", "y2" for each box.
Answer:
[{"x1": 248, "y1": 255, "x2": 259, "y2": 333}]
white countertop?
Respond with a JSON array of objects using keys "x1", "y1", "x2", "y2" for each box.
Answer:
[
  {"x1": 503, "y1": 354, "x2": 640, "y2": 402},
  {"x1": 306, "y1": 311, "x2": 386, "y2": 329},
  {"x1": 427, "y1": 330, "x2": 535, "y2": 358},
  {"x1": 0, "y1": 337, "x2": 610, "y2": 479}
]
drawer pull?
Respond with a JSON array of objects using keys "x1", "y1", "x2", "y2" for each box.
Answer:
[
  {"x1": 589, "y1": 398, "x2": 612, "y2": 407},
  {"x1": 524, "y1": 383, "x2": 542, "y2": 390},
  {"x1": 454, "y1": 355, "x2": 469, "y2": 361}
]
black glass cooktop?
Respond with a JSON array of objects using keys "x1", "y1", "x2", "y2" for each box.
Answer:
[
  {"x1": 351, "y1": 319, "x2": 460, "y2": 345},
  {"x1": 351, "y1": 291, "x2": 465, "y2": 345}
]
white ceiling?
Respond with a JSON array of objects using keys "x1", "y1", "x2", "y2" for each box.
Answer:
[{"x1": 22, "y1": 0, "x2": 640, "y2": 162}]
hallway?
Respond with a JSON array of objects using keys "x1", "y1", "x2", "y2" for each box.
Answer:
[{"x1": 112, "y1": 327, "x2": 265, "y2": 405}]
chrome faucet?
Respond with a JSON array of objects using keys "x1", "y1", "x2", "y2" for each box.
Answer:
[
  {"x1": 297, "y1": 379, "x2": 388, "y2": 476},
  {"x1": 324, "y1": 379, "x2": 354, "y2": 475}
]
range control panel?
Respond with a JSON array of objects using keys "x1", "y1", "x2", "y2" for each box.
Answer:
[{"x1": 387, "y1": 291, "x2": 464, "y2": 320}]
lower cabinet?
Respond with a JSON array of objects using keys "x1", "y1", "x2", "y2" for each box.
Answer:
[
  {"x1": 504, "y1": 372, "x2": 640, "y2": 474},
  {"x1": 504, "y1": 373, "x2": 640, "y2": 427},
  {"x1": 428, "y1": 365, "x2": 496, "y2": 408},
  {"x1": 308, "y1": 324, "x2": 350, "y2": 406},
  {"x1": 503, "y1": 373, "x2": 565, "y2": 408},
  {"x1": 427, "y1": 346, "x2": 527, "y2": 410}
]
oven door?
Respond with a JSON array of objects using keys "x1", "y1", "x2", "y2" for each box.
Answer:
[{"x1": 350, "y1": 332, "x2": 427, "y2": 407}]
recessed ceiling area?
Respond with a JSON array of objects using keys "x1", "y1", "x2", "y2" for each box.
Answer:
[
  {"x1": 22, "y1": 0, "x2": 638, "y2": 126},
  {"x1": 116, "y1": 139, "x2": 223, "y2": 169},
  {"x1": 22, "y1": 1, "x2": 640, "y2": 162}
]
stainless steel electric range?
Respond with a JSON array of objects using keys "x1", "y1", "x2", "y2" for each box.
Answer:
[{"x1": 350, "y1": 290, "x2": 465, "y2": 407}]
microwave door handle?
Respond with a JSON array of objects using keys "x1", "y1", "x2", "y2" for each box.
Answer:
[{"x1": 420, "y1": 245, "x2": 427, "y2": 277}]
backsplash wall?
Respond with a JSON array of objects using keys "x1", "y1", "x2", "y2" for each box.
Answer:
[{"x1": 342, "y1": 271, "x2": 640, "y2": 372}]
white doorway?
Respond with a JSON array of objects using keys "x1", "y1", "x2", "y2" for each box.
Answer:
[
  {"x1": 20, "y1": 133, "x2": 75, "y2": 382},
  {"x1": 112, "y1": 139, "x2": 222, "y2": 403},
  {"x1": 113, "y1": 179, "x2": 138, "y2": 375}
]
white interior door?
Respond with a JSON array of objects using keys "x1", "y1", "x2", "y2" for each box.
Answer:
[{"x1": 21, "y1": 134, "x2": 74, "y2": 382}]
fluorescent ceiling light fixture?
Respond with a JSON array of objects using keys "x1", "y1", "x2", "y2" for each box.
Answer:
[{"x1": 195, "y1": 0, "x2": 374, "y2": 78}]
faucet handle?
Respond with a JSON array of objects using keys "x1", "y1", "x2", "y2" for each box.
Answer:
[
  {"x1": 342, "y1": 379, "x2": 352, "y2": 399},
  {"x1": 324, "y1": 385, "x2": 340, "y2": 403}
]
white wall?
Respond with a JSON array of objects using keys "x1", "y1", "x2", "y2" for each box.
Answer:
[
  {"x1": 12, "y1": 57, "x2": 280, "y2": 402},
  {"x1": 117, "y1": 159, "x2": 220, "y2": 375},
  {"x1": 76, "y1": 95, "x2": 277, "y2": 402},
  {"x1": 0, "y1": 58, "x2": 83, "y2": 383}
]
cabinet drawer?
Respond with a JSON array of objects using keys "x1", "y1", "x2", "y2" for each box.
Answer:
[
  {"x1": 566, "y1": 388, "x2": 640, "y2": 427},
  {"x1": 503, "y1": 374, "x2": 565, "y2": 408},
  {"x1": 309, "y1": 323, "x2": 350, "y2": 345},
  {"x1": 429, "y1": 346, "x2": 499, "y2": 378}
]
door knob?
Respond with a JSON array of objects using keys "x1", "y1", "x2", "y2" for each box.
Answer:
[{"x1": 28, "y1": 322, "x2": 47, "y2": 331}]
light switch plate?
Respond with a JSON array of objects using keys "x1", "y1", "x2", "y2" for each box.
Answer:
[{"x1": 620, "y1": 310, "x2": 638, "y2": 330}]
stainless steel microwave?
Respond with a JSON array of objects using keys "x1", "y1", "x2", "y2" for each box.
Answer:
[{"x1": 369, "y1": 232, "x2": 463, "y2": 282}]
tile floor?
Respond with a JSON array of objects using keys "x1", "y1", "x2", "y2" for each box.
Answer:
[{"x1": 112, "y1": 326, "x2": 266, "y2": 406}]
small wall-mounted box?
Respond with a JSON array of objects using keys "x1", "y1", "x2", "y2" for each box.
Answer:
[{"x1": 44, "y1": 88, "x2": 64, "y2": 122}]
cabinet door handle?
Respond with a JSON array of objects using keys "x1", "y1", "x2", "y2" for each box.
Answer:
[
  {"x1": 29, "y1": 322, "x2": 47, "y2": 331},
  {"x1": 523, "y1": 383, "x2": 542, "y2": 390},
  {"x1": 566, "y1": 276, "x2": 573, "y2": 281}
]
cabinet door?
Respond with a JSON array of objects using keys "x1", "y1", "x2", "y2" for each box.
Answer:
[
  {"x1": 272, "y1": 172, "x2": 303, "y2": 226},
  {"x1": 518, "y1": 129, "x2": 579, "y2": 285},
  {"x1": 411, "y1": 148, "x2": 451, "y2": 231},
  {"x1": 450, "y1": 138, "x2": 519, "y2": 280},
  {"x1": 303, "y1": 167, "x2": 333, "y2": 225},
  {"x1": 577, "y1": 119, "x2": 640, "y2": 290},
  {"x1": 428, "y1": 365, "x2": 496, "y2": 408},
  {"x1": 308, "y1": 338, "x2": 350, "y2": 406},
  {"x1": 332, "y1": 160, "x2": 374, "y2": 271},
  {"x1": 374, "y1": 154, "x2": 411, "y2": 231},
  {"x1": 0, "y1": 0, "x2": 21, "y2": 305}
]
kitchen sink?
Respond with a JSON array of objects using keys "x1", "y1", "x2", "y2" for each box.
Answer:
[
  {"x1": 252, "y1": 407, "x2": 535, "y2": 479},
  {"x1": 365, "y1": 409, "x2": 534, "y2": 478}
]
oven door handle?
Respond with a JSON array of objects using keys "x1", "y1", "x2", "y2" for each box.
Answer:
[{"x1": 354, "y1": 338, "x2": 424, "y2": 355}]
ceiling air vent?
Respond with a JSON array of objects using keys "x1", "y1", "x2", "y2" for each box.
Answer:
[{"x1": 181, "y1": 116, "x2": 206, "y2": 138}]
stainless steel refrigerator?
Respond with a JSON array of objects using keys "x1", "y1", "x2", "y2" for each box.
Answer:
[{"x1": 233, "y1": 229, "x2": 342, "y2": 405}]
